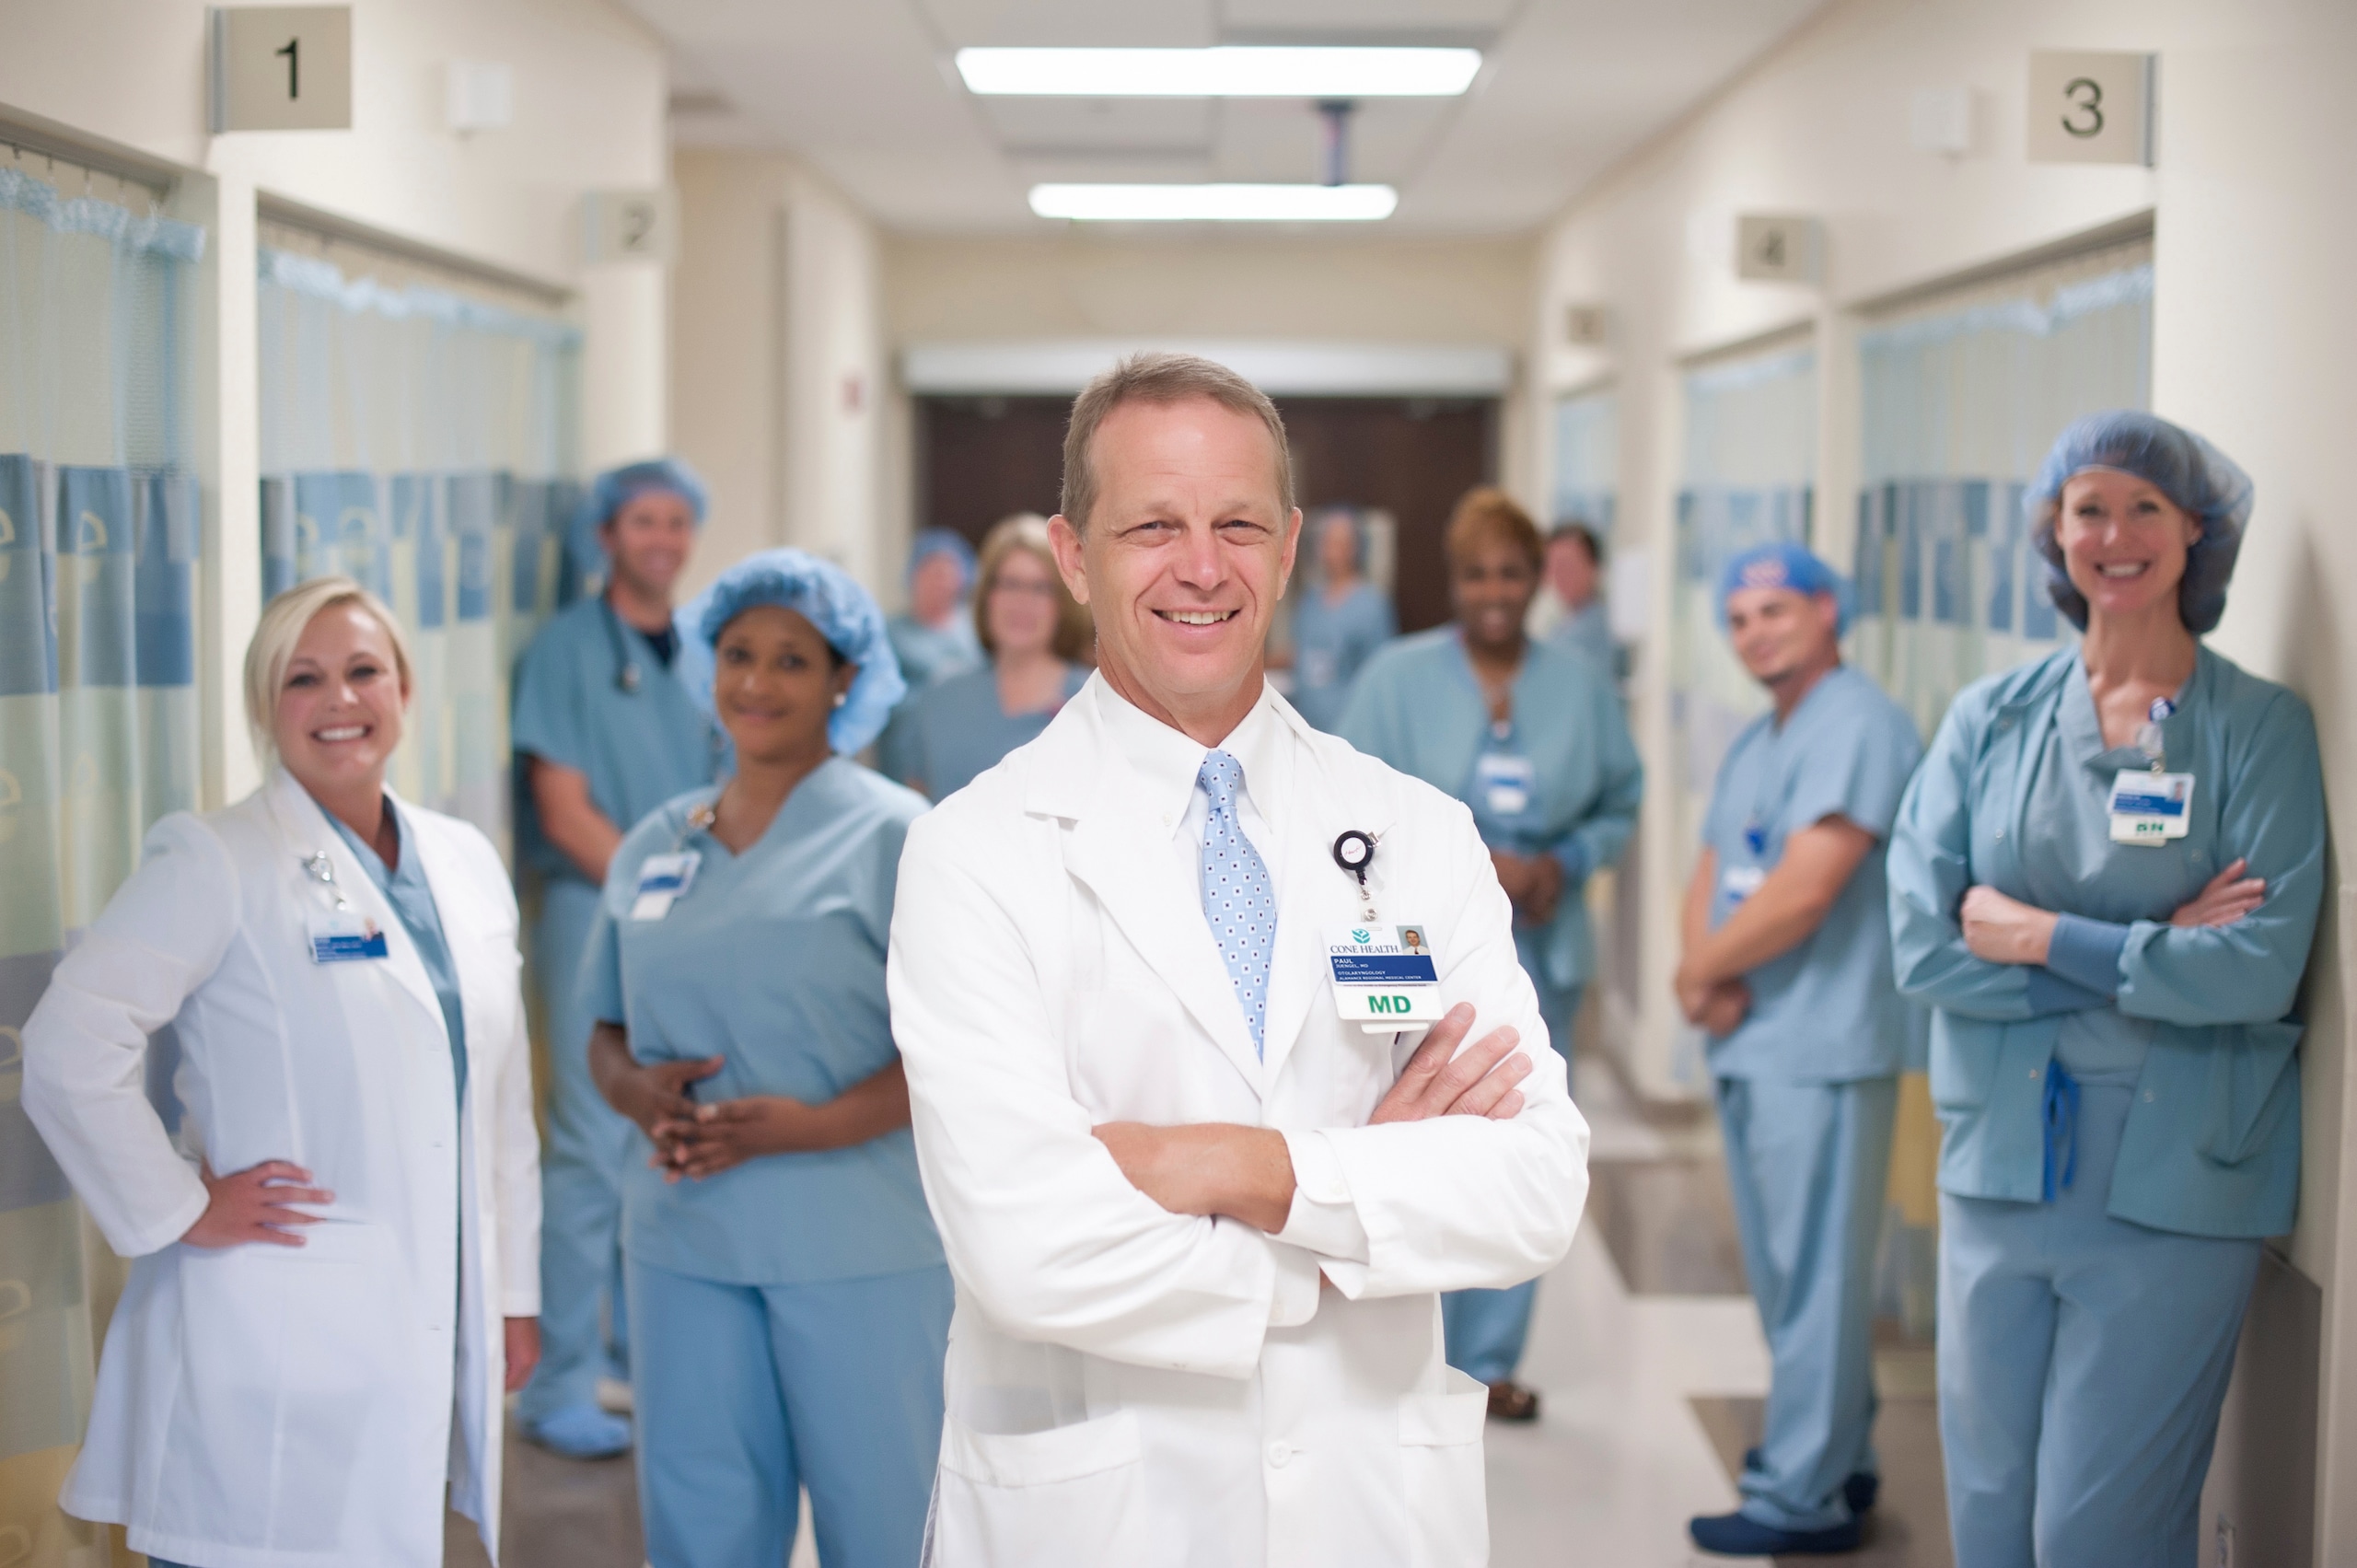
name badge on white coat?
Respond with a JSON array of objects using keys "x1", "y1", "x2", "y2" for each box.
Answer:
[
  {"x1": 308, "y1": 908, "x2": 389, "y2": 963},
  {"x1": 630, "y1": 852, "x2": 702, "y2": 920},
  {"x1": 1327, "y1": 923, "x2": 1444, "y2": 1034},
  {"x1": 1721, "y1": 864, "x2": 1767, "y2": 902},
  {"x1": 1474, "y1": 753, "x2": 1537, "y2": 818},
  {"x1": 2109, "y1": 771, "x2": 2195, "y2": 845}
]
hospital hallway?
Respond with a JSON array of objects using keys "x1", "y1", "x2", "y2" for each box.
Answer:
[{"x1": 456, "y1": 1057, "x2": 1952, "y2": 1568}]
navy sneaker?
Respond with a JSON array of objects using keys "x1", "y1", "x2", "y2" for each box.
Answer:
[
  {"x1": 1743, "y1": 1446, "x2": 1880, "y2": 1515},
  {"x1": 1689, "y1": 1509, "x2": 1863, "y2": 1556}
]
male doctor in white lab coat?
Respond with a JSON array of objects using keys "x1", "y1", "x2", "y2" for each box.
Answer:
[{"x1": 888, "y1": 351, "x2": 1592, "y2": 1568}]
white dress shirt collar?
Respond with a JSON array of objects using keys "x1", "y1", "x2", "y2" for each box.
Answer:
[{"x1": 1087, "y1": 672, "x2": 1292, "y2": 842}]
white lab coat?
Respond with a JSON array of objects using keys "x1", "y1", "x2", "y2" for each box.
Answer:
[
  {"x1": 21, "y1": 768, "x2": 541, "y2": 1568},
  {"x1": 888, "y1": 679, "x2": 1590, "y2": 1568}
]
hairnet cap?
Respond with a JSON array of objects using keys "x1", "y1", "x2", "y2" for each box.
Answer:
[
  {"x1": 564, "y1": 458, "x2": 710, "y2": 579},
  {"x1": 1716, "y1": 540, "x2": 1852, "y2": 636},
  {"x1": 2028, "y1": 411, "x2": 2254, "y2": 635},
  {"x1": 672, "y1": 549, "x2": 908, "y2": 756},
  {"x1": 907, "y1": 528, "x2": 977, "y2": 588}
]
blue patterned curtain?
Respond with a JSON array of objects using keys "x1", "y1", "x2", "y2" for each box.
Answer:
[
  {"x1": 1550, "y1": 387, "x2": 1619, "y2": 539},
  {"x1": 1852, "y1": 255, "x2": 2153, "y2": 737},
  {"x1": 0, "y1": 164, "x2": 204, "y2": 1565},
  {"x1": 256, "y1": 246, "x2": 582, "y2": 854}
]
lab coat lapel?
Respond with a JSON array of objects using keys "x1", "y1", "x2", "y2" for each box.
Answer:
[{"x1": 269, "y1": 770, "x2": 447, "y2": 1050}]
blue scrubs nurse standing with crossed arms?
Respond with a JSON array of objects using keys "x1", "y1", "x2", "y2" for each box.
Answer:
[
  {"x1": 1888, "y1": 412, "x2": 2325, "y2": 1568},
  {"x1": 584, "y1": 550, "x2": 947, "y2": 1568}
]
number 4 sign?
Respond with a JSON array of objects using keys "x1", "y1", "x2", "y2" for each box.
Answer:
[
  {"x1": 211, "y1": 6, "x2": 354, "y2": 132},
  {"x1": 2026, "y1": 51, "x2": 2154, "y2": 166}
]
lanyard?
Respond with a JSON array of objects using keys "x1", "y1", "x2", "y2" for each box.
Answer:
[{"x1": 602, "y1": 597, "x2": 643, "y2": 694}]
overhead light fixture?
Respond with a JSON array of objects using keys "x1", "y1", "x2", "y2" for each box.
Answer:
[
  {"x1": 959, "y1": 47, "x2": 1480, "y2": 99},
  {"x1": 1028, "y1": 183, "x2": 1399, "y2": 222}
]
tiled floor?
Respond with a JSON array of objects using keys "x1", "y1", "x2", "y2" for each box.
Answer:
[{"x1": 471, "y1": 1061, "x2": 1947, "y2": 1568}]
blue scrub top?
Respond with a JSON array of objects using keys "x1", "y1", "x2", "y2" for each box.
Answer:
[
  {"x1": 512, "y1": 596, "x2": 725, "y2": 883},
  {"x1": 1288, "y1": 582, "x2": 1396, "y2": 733},
  {"x1": 1701, "y1": 665, "x2": 1923, "y2": 1082},
  {"x1": 1341, "y1": 627, "x2": 1642, "y2": 994},
  {"x1": 326, "y1": 794, "x2": 467, "y2": 1108},
  {"x1": 886, "y1": 610, "x2": 983, "y2": 692},
  {"x1": 581, "y1": 758, "x2": 946, "y2": 1286},
  {"x1": 879, "y1": 662, "x2": 1085, "y2": 801},
  {"x1": 1545, "y1": 599, "x2": 1614, "y2": 674}
]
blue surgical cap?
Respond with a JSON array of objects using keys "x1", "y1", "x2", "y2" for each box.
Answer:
[
  {"x1": 907, "y1": 528, "x2": 977, "y2": 589},
  {"x1": 672, "y1": 549, "x2": 907, "y2": 756},
  {"x1": 2028, "y1": 411, "x2": 2253, "y2": 635},
  {"x1": 564, "y1": 458, "x2": 710, "y2": 580},
  {"x1": 1716, "y1": 540, "x2": 1852, "y2": 635}
]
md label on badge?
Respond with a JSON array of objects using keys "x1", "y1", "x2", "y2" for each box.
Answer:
[{"x1": 1327, "y1": 923, "x2": 1444, "y2": 1031}]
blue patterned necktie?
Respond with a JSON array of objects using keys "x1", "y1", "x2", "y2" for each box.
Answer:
[{"x1": 1197, "y1": 749, "x2": 1277, "y2": 1058}]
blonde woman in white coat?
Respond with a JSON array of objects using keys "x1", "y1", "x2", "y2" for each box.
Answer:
[{"x1": 22, "y1": 576, "x2": 541, "y2": 1568}]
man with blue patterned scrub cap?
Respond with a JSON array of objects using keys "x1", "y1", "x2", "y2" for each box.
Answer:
[
  {"x1": 1889, "y1": 412, "x2": 2323, "y2": 1568},
  {"x1": 1678, "y1": 540, "x2": 1923, "y2": 1558},
  {"x1": 886, "y1": 528, "x2": 985, "y2": 691},
  {"x1": 510, "y1": 458, "x2": 726, "y2": 1459}
]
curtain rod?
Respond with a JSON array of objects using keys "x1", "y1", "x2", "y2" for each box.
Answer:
[
  {"x1": 0, "y1": 108, "x2": 180, "y2": 197},
  {"x1": 258, "y1": 192, "x2": 574, "y2": 309}
]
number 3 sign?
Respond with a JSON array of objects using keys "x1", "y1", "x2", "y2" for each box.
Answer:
[
  {"x1": 211, "y1": 6, "x2": 354, "y2": 132},
  {"x1": 2026, "y1": 51, "x2": 2153, "y2": 166}
]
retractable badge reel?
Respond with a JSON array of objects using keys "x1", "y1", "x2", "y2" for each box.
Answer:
[
  {"x1": 2109, "y1": 696, "x2": 2195, "y2": 846},
  {"x1": 303, "y1": 851, "x2": 389, "y2": 963},
  {"x1": 1324, "y1": 830, "x2": 1443, "y2": 1034}
]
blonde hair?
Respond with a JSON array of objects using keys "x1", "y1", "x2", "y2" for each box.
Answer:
[
  {"x1": 242, "y1": 575, "x2": 413, "y2": 765},
  {"x1": 973, "y1": 513, "x2": 1093, "y2": 662},
  {"x1": 1060, "y1": 352, "x2": 1293, "y2": 532}
]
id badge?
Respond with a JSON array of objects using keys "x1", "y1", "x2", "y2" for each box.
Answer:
[
  {"x1": 1299, "y1": 648, "x2": 1339, "y2": 690},
  {"x1": 1474, "y1": 753, "x2": 1537, "y2": 818},
  {"x1": 630, "y1": 851, "x2": 703, "y2": 920},
  {"x1": 1721, "y1": 863, "x2": 1767, "y2": 902},
  {"x1": 308, "y1": 908, "x2": 389, "y2": 964},
  {"x1": 2108, "y1": 770, "x2": 2195, "y2": 845},
  {"x1": 1327, "y1": 923, "x2": 1444, "y2": 1034}
]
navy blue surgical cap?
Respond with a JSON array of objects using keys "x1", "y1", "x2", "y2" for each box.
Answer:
[
  {"x1": 2028, "y1": 411, "x2": 2253, "y2": 636},
  {"x1": 673, "y1": 549, "x2": 906, "y2": 756}
]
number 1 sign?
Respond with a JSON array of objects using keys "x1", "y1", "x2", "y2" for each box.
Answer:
[
  {"x1": 2026, "y1": 50, "x2": 2153, "y2": 166},
  {"x1": 211, "y1": 6, "x2": 354, "y2": 133}
]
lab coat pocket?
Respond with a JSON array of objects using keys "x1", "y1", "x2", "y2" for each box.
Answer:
[
  {"x1": 1397, "y1": 1368, "x2": 1490, "y2": 1568},
  {"x1": 929, "y1": 1408, "x2": 1149, "y2": 1567},
  {"x1": 2194, "y1": 1017, "x2": 2303, "y2": 1167}
]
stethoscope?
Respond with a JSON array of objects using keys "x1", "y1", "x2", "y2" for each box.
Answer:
[
  {"x1": 601, "y1": 597, "x2": 643, "y2": 695},
  {"x1": 1332, "y1": 830, "x2": 1381, "y2": 923}
]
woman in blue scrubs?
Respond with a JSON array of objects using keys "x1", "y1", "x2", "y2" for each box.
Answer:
[
  {"x1": 878, "y1": 514, "x2": 1088, "y2": 800},
  {"x1": 1887, "y1": 412, "x2": 2325, "y2": 1568},
  {"x1": 583, "y1": 550, "x2": 947, "y2": 1568},
  {"x1": 1341, "y1": 485, "x2": 1642, "y2": 1423},
  {"x1": 1283, "y1": 506, "x2": 1396, "y2": 732}
]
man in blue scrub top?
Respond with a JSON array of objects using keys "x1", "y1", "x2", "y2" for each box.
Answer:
[
  {"x1": 510, "y1": 458, "x2": 725, "y2": 1458},
  {"x1": 1674, "y1": 541, "x2": 1922, "y2": 1558}
]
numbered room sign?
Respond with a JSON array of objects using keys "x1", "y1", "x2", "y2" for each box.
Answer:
[
  {"x1": 1735, "y1": 214, "x2": 1823, "y2": 285},
  {"x1": 2026, "y1": 51, "x2": 2153, "y2": 166},
  {"x1": 210, "y1": 6, "x2": 354, "y2": 132},
  {"x1": 583, "y1": 189, "x2": 678, "y2": 265}
]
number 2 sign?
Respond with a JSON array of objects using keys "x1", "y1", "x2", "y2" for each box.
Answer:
[
  {"x1": 2026, "y1": 51, "x2": 2153, "y2": 167},
  {"x1": 211, "y1": 6, "x2": 354, "y2": 132}
]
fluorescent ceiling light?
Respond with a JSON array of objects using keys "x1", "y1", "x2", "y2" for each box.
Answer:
[
  {"x1": 958, "y1": 47, "x2": 1480, "y2": 99},
  {"x1": 1029, "y1": 183, "x2": 1399, "y2": 222}
]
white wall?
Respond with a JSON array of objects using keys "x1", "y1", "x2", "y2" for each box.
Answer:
[
  {"x1": 1528, "y1": 0, "x2": 2357, "y2": 1553},
  {"x1": 670, "y1": 148, "x2": 888, "y2": 599},
  {"x1": 0, "y1": 0, "x2": 673, "y2": 803}
]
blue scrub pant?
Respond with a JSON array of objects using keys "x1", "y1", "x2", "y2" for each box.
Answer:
[
  {"x1": 1443, "y1": 981, "x2": 1579, "y2": 1388},
  {"x1": 519, "y1": 877, "x2": 634, "y2": 1425},
  {"x1": 626, "y1": 1257, "x2": 952, "y2": 1568},
  {"x1": 1939, "y1": 1082, "x2": 2260, "y2": 1568},
  {"x1": 1718, "y1": 1074, "x2": 1897, "y2": 1532}
]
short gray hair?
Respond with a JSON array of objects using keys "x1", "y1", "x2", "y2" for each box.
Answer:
[
  {"x1": 242, "y1": 575, "x2": 412, "y2": 765},
  {"x1": 1060, "y1": 352, "x2": 1294, "y2": 532}
]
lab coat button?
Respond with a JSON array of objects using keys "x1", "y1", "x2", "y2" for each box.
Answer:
[
  {"x1": 1267, "y1": 1441, "x2": 1293, "y2": 1468},
  {"x1": 1993, "y1": 830, "x2": 2005, "y2": 841}
]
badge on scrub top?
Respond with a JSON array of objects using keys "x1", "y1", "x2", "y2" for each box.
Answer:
[
  {"x1": 1720, "y1": 864, "x2": 1767, "y2": 902},
  {"x1": 630, "y1": 852, "x2": 702, "y2": 920},
  {"x1": 1327, "y1": 923, "x2": 1444, "y2": 1034},
  {"x1": 308, "y1": 908, "x2": 389, "y2": 964},
  {"x1": 1473, "y1": 752, "x2": 1537, "y2": 818},
  {"x1": 2108, "y1": 771, "x2": 2195, "y2": 845}
]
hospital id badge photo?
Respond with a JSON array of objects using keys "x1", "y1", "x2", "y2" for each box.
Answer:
[
  {"x1": 1327, "y1": 923, "x2": 1444, "y2": 1033},
  {"x1": 631, "y1": 851, "x2": 702, "y2": 920},
  {"x1": 308, "y1": 908, "x2": 389, "y2": 963},
  {"x1": 2108, "y1": 770, "x2": 2195, "y2": 845}
]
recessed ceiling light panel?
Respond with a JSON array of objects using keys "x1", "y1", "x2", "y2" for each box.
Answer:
[
  {"x1": 960, "y1": 47, "x2": 1480, "y2": 99},
  {"x1": 1028, "y1": 183, "x2": 1400, "y2": 222}
]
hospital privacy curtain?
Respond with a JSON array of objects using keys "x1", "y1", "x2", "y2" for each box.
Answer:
[
  {"x1": 257, "y1": 231, "x2": 582, "y2": 858},
  {"x1": 1851, "y1": 240, "x2": 2154, "y2": 736},
  {"x1": 0, "y1": 157, "x2": 204, "y2": 1567},
  {"x1": 1550, "y1": 387, "x2": 1618, "y2": 538}
]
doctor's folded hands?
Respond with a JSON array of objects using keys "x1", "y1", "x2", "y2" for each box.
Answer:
[
  {"x1": 888, "y1": 353, "x2": 1592, "y2": 1568},
  {"x1": 21, "y1": 577, "x2": 541, "y2": 1568}
]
